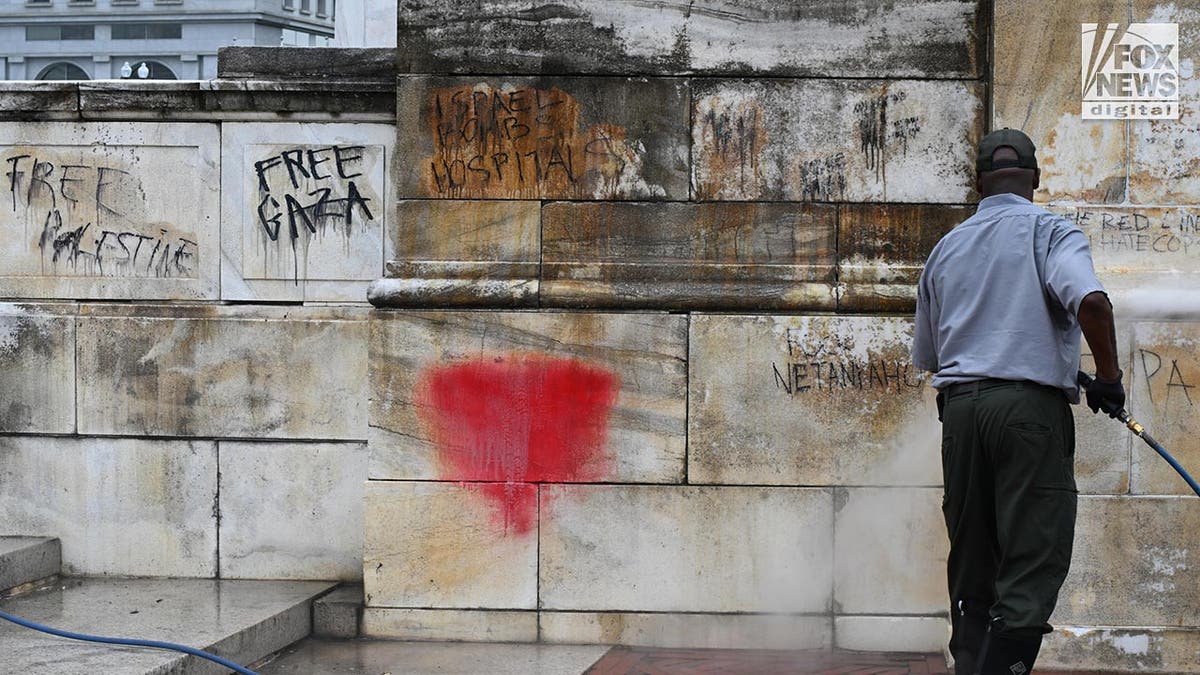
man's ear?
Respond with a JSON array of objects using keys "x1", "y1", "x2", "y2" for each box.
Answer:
[{"x1": 1033, "y1": 168, "x2": 1041, "y2": 190}]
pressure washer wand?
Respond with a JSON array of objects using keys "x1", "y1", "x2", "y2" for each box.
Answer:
[{"x1": 1078, "y1": 370, "x2": 1200, "y2": 497}]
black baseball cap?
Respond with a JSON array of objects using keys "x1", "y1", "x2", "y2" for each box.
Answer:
[{"x1": 976, "y1": 128, "x2": 1038, "y2": 172}]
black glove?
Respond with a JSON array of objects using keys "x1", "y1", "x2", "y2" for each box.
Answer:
[{"x1": 1086, "y1": 370, "x2": 1125, "y2": 418}]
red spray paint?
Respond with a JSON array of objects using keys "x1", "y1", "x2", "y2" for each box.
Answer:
[{"x1": 415, "y1": 355, "x2": 620, "y2": 535}]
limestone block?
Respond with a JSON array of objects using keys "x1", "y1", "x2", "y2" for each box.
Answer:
[
  {"x1": 396, "y1": 1, "x2": 982, "y2": 79},
  {"x1": 76, "y1": 305, "x2": 367, "y2": 440},
  {"x1": 834, "y1": 616, "x2": 949, "y2": 652},
  {"x1": 0, "y1": 82, "x2": 77, "y2": 119},
  {"x1": 833, "y1": 488, "x2": 948, "y2": 614},
  {"x1": 540, "y1": 202, "x2": 836, "y2": 310},
  {"x1": 1055, "y1": 496, "x2": 1200, "y2": 626},
  {"x1": 692, "y1": 79, "x2": 983, "y2": 202},
  {"x1": 0, "y1": 436, "x2": 216, "y2": 577},
  {"x1": 395, "y1": 76, "x2": 690, "y2": 200},
  {"x1": 363, "y1": 482, "x2": 538, "y2": 609},
  {"x1": 0, "y1": 304, "x2": 74, "y2": 434},
  {"x1": 688, "y1": 315, "x2": 939, "y2": 486},
  {"x1": 369, "y1": 311, "x2": 687, "y2": 485},
  {"x1": 219, "y1": 442, "x2": 367, "y2": 581},
  {"x1": 837, "y1": 204, "x2": 972, "y2": 312},
  {"x1": 993, "y1": 0, "x2": 1128, "y2": 203},
  {"x1": 540, "y1": 612, "x2": 832, "y2": 650},
  {"x1": 221, "y1": 123, "x2": 393, "y2": 302},
  {"x1": 1041, "y1": 626, "x2": 1200, "y2": 672},
  {"x1": 1129, "y1": 1, "x2": 1200, "y2": 204},
  {"x1": 1128, "y1": 322, "x2": 1200, "y2": 495},
  {"x1": 538, "y1": 485, "x2": 834, "y2": 613},
  {"x1": 360, "y1": 608, "x2": 538, "y2": 642},
  {"x1": 0, "y1": 122, "x2": 219, "y2": 299},
  {"x1": 373, "y1": 200, "x2": 540, "y2": 308}
]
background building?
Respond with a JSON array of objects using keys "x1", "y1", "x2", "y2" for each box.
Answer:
[{"x1": 0, "y1": 0, "x2": 336, "y2": 81}]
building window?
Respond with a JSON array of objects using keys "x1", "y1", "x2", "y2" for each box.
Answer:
[
  {"x1": 154, "y1": 0, "x2": 183, "y2": 4},
  {"x1": 316, "y1": 0, "x2": 327, "y2": 17},
  {"x1": 300, "y1": 0, "x2": 311, "y2": 14},
  {"x1": 26, "y1": 0, "x2": 52, "y2": 7},
  {"x1": 68, "y1": 0, "x2": 96, "y2": 5},
  {"x1": 26, "y1": 24, "x2": 96, "y2": 40},
  {"x1": 112, "y1": 23, "x2": 183, "y2": 39},
  {"x1": 123, "y1": 61, "x2": 177, "y2": 79},
  {"x1": 37, "y1": 62, "x2": 90, "y2": 80},
  {"x1": 282, "y1": 0, "x2": 294, "y2": 9},
  {"x1": 112, "y1": 0, "x2": 139, "y2": 5}
]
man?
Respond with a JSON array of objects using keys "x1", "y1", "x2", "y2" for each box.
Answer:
[{"x1": 911, "y1": 128, "x2": 1124, "y2": 674}]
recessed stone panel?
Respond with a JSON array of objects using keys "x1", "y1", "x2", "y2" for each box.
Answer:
[
  {"x1": 541, "y1": 202, "x2": 836, "y2": 310},
  {"x1": 540, "y1": 612, "x2": 832, "y2": 650},
  {"x1": 396, "y1": 1, "x2": 982, "y2": 79},
  {"x1": 76, "y1": 305, "x2": 368, "y2": 440},
  {"x1": 1055, "y1": 496, "x2": 1200, "y2": 626},
  {"x1": 688, "y1": 315, "x2": 939, "y2": 486},
  {"x1": 1128, "y1": 322, "x2": 1200, "y2": 495},
  {"x1": 360, "y1": 608, "x2": 539, "y2": 642},
  {"x1": 0, "y1": 304, "x2": 74, "y2": 434},
  {"x1": 837, "y1": 204, "x2": 972, "y2": 312},
  {"x1": 219, "y1": 442, "x2": 367, "y2": 581},
  {"x1": 369, "y1": 311, "x2": 687, "y2": 484},
  {"x1": 993, "y1": 0, "x2": 1128, "y2": 203},
  {"x1": 0, "y1": 122, "x2": 219, "y2": 299},
  {"x1": 1041, "y1": 626, "x2": 1200, "y2": 672},
  {"x1": 363, "y1": 481, "x2": 538, "y2": 609},
  {"x1": 221, "y1": 123, "x2": 393, "y2": 302},
  {"x1": 692, "y1": 79, "x2": 983, "y2": 202},
  {"x1": 833, "y1": 488, "x2": 948, "y2": 614},
  {"x1": 538, "y1": 485, "x2": 834, "y2": 613},
  {"x1": 395, "y1": 77, "x2": 690, "y2": 200},
  {"x1": 834, "y1": 616, "x2": 949, "y2": 652},
  {"x1": 0, "y1": 436, "x2": 216, "y2": 577}
]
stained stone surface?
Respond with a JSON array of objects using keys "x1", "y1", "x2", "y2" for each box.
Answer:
[
  {"x1": 0, "y1": 578, "x2": 333, "y2": 675},
  {"x1": 540, "y1": 202, "x2": 837, "y2": 310},
  {"x1": 1076, "y1": 323, "x2": 1135, "y2": 495},
  {"x1": 395, "y1": 1, "x2": 983, "y2": 79},
  {"x1": 834, "y1": 616, "x2": 949, "y2": 652},
  {"x1": 833, "y1": 488, "x2": 948, "y2": 615},
  {"x1": 221, "y1": 122, "x2": 393, "y2": 302},
  {"x1": 1128, "y1": 1, "x2": 1200, "y2": 205},
  {"x1": 692, "y1": 79, "x2": 983, "y2": 203},
  {"x1": 0, "y1": 305, "x2": 74, "y2": 434},
  {"x1": 360, "y1": 608, "x2": 540, "y2": 642},
  {"x1": 992, "y1": 0, "x2": 1128, "y2": 204},
  {"x1": 369, "y1": 311, "x2": 687, "y2": 483},
  {"x1": 688, "y1": 315, "x2": 940, "y2": 487},
  {"x1": 538, "y1": 485, "x2": 834, "y2": 613},
  {"x1": 219, "y1": 442, "x2": 368, "y2": 581},
  {"x1": 395, "y1": 76, "x2": 690, "y2": 200},
  {"x1": 76, "y1": 305, "x2": 368, "y2": 440},
  {"x1": 1055, "y1": 496, "x2": 1200, "y2": 627},
  {"x1": 539, "y1": 612, "x2": 832, "y2": 650},
  {"x1": 363, "y1": 481, "x2": 538, "y2": 609},
  {"x1": 260, "y1": 639, "x2": 610, "y2": 675},
  {"x1": 0, "y1": 436, "x2": 217, "y2": 577},
  {"x1": 837, "y1": 204, "x2": 971, "y2": 312},
  {"x1": 1041, "y1": 626, "x2": 1200, "y2": 672},
  {"x1": 0, "y1": 122, "x2": 220, "y2": 299},
  {"x1": 1128, "y1": 322, "x2": 1200, "y2": 495}
]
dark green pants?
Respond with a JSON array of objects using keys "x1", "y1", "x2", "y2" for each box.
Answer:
[{"x1": 940, "y1": 380, "x2": 1077, "y2": 647}]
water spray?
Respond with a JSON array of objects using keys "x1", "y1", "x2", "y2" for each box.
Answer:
[{"x1": 1078, "y1": 371, "x2": 1200, "y2": 497}]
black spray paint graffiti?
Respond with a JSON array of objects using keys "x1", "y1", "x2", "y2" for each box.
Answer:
[
  {"x1": 1062, "y1": 210, "x2": 1200, "y2": 255},
  {"x1": 852, "y1": 91, "x2": 918, "y2": 182},
  {"x1": 1138, "y1": 349, "x2": 1195, "y2": 406},
  {"x1": 772, "y1": 330, "x2": 923, "y2": 396},
  {"x1": 253, "y1": 145, "x2": 376, "y2": 284},
  {"x1": 4, "y1": 153, "x2": 195, "y2": 278}
]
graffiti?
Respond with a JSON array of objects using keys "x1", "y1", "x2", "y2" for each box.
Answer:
[
  {"x1": 799, "y1": 153, "x2": 847, "y2": 202},
  {"x1": 701, "y1": 103, "x2": 764, "y2": 194},
  {"x1": 415, "y1": 355, "x2": 620, "y2": 535},
  {"x1": 3, "y1": 152, "x2": 195, "y2": 278},
  {"x1": 1065, "y1": 209, "x2": 1200, "y2": 255},
  {"x1": 425, "y1": 83, "x2": 644, "y2": 199},
  {"x1": 1139, "y1": 348, "x2": 1195, "y2": 406},
  {"x1": 772, "y1": 328, "x2": 923, "y2": 397},
  {"x1": 853, "y1": 90, "x2": 910, "y2": 180}
]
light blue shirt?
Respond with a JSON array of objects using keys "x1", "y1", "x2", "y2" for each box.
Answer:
[{"x1": 912, "y1": 193, "x2": 1106, "y2": 403}]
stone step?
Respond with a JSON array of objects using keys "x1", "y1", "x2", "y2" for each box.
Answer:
[
  {"x1": 0, "y1": 536, "x2": 61, "y2": 594},
  {"x1": 312, "y1": 584, "x2": 362, "y2": 639},
  {"x1": 0, "y1": 577, "x2": 336, "y2": 675}
]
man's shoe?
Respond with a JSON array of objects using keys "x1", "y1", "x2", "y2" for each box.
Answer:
[{"x1": 975, "y1": 632, "x2": 1042, "y2": 675}]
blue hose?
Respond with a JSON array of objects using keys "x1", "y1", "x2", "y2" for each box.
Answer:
[{"x1": 0, "y1": 609, "x2": 259, "y2": 675}]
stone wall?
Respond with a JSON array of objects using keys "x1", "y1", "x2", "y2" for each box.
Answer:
[
  {"x1": 995, "y1": 1, "x2": 1200, "y2": 669},
  {"x1": 363, "y1": 0, "x2": 987, "y2": 653},
  {"x1": 0, "y1": 52, "x2": 392, "y2": 582}
]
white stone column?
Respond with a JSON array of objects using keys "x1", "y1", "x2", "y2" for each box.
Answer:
[{"x1": 334, "y1": 0, "x2": 396, "y2": 47}]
